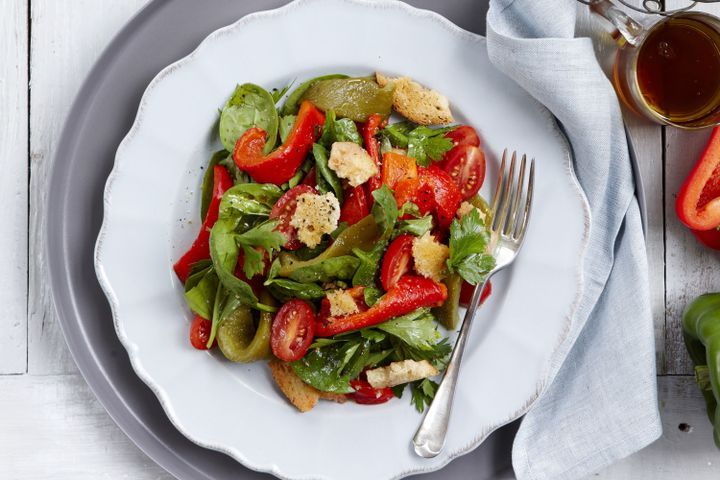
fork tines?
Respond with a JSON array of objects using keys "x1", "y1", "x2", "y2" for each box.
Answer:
[{"x1": 490, "y1": 149, "x2": 535, "y2": 241}]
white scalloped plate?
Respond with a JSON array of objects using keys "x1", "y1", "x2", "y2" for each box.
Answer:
[{"x1": 95, "y1": 0, "x2": 590, "y2": 478}]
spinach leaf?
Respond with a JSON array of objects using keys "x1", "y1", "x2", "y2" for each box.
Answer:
[
  {"x1": 207, "y1": 284, "x2": 243, "y2": 347},
  {"x1": 382, "y1": 121, "x2": 414, "y2": 148},
  {"x1": 287, "y1": 256, "x2": 360, "y2": 283},
  {"x1": 341, "y1": 340, "x2": 372, "y2": 380},
  {"x1": 279, "y1": 114, "x2": 297, "y2": 143},
  {"x1": 291, "y1": 343, "x2": 355, "y2": 393},
  {"x1": 184, "y1": 267, "x2": 218, "y2": 320},
  {"x1": 265, "y1": 278, "x2": 326, "y2": 302},
  {"x1": 219, "y1": 183, "x2": 283, "y2": 218},
  {"x1": 371, "y1": 185, "x2": 399, "y2": 239},
  {"x1": 398, "y1": 201, "x2": 421, "y2": 218},
  {"x1": 376, "y1": 309, "x2": 440, "y2": 351},
  {"x1": 363, "y1": 287, "x2": 383, "y2": 307},
  {"x1": 217, "y1": 152, "x2": 246, "y2": 184},
  {"x1": 394, "y1": 215, "x2": 433, "y2": 238},
  {"x1": 184, "y1": 260, "x2": 212, "y2": 291},
  {"x1": 447, "y1": 209, "x2": 496, "y2": 285},
  {"x1": 281, "y1": 73, "x2": 349, "y2": 116},
  {"x1": 219, "y1": 83, "x2": 278, "y2": 154},
  {"x1": 312, "y1": 143, "x2": 343, "y2": 203},
  {"x1": 407, "y1": 126, "x2": 454, "y2": 166},
  {"x1": 271, "y1": 83, "x2": 293, "y2": 104},
  {"x1": 200, "y1": 150, "x2": 226, "y2": 220},
  {"x1": 319, "y1": 110, "x2": 363, "y2": 147}
]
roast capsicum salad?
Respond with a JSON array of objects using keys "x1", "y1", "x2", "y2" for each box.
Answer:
[{"x1": 174, "y1": 73, "x2": 495, "y2": 412}]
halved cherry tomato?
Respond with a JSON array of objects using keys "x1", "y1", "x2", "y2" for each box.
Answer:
[
  {"x1": 190, "y1": 315, "x2": 213, "y2": 350},
  {"x1": 339, "y1": 185, "x2": 370, "y2": 226},
  {"x1": 459, "y1": 280, "x2": 493, "y2": 306},
  {"x1": 271, "y1": 299, "x2": 315, "y2": 361},
  {"x1": 301, "y1": 167, "x2": 317, "y2": 187},
  {"x1": 441, "y1": 145, "x2": 486, "y2": 200},
  {"x1": 380, "y1": 234, "x2": 415, "y2": 291},
  {"x1": 381, "y1": 152, "x2": 418, "y2": 190},
  {"x1": 233, "y1": 101, "x2": 324, "y2": 185},
  {"x1": 445, "y1": 125, "x2": 481, "y2": 149},
  {"x1": 270, "y1": 185, "x2": 317, "y2": 250},
  {"x1": 349, "y1": 378, "x2": 394, "y2": 405}
]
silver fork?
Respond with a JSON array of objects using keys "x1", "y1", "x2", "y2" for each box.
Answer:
[{"x1": 413, "y1": 150, "x2": 535, "y2": 458}]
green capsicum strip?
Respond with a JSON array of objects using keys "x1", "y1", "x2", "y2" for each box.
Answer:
[{"x1": 683, "y1": 293, "x2": 720, "y2": 447}]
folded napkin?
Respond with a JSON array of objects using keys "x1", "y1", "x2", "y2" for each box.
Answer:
[{"x1": 485, "y1": 1, "x2": 662, "y2": 478}]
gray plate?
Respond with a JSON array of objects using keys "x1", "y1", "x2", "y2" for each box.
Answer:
[{"x1": 46, "y1": 1, "x2": 645, "y2": 479}]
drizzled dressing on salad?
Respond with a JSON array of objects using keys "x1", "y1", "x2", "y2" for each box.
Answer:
[{"x1": 175, "y1": 73, "x2": 496, "y2": 412}]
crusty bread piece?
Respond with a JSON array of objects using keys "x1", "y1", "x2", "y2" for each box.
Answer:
[
  {"x1": 366, "y1": 359, "x2": 439, "y2": 389},
  {"x1": 376, "y1": 73, "x2": 454, "y2": 125},
  {"x1": 268, "y1": 360, "x2": 348, "y2": 411},
  {"x1": 269, "y1": 360, "x2": 319, "y2": 412}
]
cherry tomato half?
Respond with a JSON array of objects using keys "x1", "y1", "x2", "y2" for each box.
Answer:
[
  {"x1": 459, "y1": 281, "x2": 492, "y2": 307},
  {"x1": 419, "y1": 166, "x2": 463, "y2": 229},
  {"x1": 271, "y1": 299, "x2": 316, "y2": 362},
  {"x1": 190, "y1": 315, "x2": 213, "y2": 350},
  {"x1": 270, "y1": 185, "x2": 317, "y2": 250},
  {"x1": 380, "y1": 234, "x2": 415, "y2": 291},
  {"x1": 339, "y1": 185, "x2": 370, "y2": 226},
  {"x1": 349, "y1": 379, "x2": 394, "y2": 405},
  {"x1": 442, "y1": 145, "x2": 486, "y2": 200},
  {"x1": 445, "y1": 125, "x2": 481, "y2": 149}
]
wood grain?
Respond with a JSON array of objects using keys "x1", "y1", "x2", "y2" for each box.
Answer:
[
  {"x1": 27, "y1": 0, "x2": 149, "y2": 375},
  {"x1": 0, "y1": 0, "x2": 29, "y2": 374},
  {"x1": 0, "y1": 374, "x2": 174, "y2": 480}
]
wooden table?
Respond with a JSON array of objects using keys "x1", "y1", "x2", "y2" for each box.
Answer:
[{"x1": 1, "y1": 1, "x2": 719, "y2": 478}]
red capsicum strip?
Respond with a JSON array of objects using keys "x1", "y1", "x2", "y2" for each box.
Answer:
[
  {"x1": 173, "y1": 165, "x2": 233, "y2": 282},
  {"x1": 315, "y1": 275, "x2": 448, "y2": 337},
  {"x1": 233, "y1": 101, "x2": 325, "y2": 185},
  {"x1": 363, "y1": 113, "x2": 386, "y2": 201},
  {"x1": 677, "y1": 126, "x2": 720, "y2": 231}
]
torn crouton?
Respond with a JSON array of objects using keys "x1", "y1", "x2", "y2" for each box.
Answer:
[{"x1": 376, "y1": 73, "x2": 454, "y2": 125}]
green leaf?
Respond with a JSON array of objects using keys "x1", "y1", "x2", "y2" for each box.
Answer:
[
  {"x1": 184, "y1": 267, "x2": 218, "y2": 320},
  {"x1": 410, "y1": 379, "x2": 439, "y2": 413},
  {"x1": 219, "y1": 83, "x2": 279, "y2": 153},
  {"x1": 406, "y1": 126, "x2": 454, "y2": 167},
  {"x1": 376, "y1": 309, "x2": 440, "y2": 351},
  {"x1": 287, "y1": 256, "x2": 360, "y2": 283},
  {"x1": 234, "y1": 221, "x2": 287, "y2": 279},
  {"x1": 398, "y1": 201, "x2": 421, "y2": 218},
  {"x1": 394, "y1": 215, "x2": 433, "y2": 238},
  {"x1": 371, "y1": 185, "x2": 399, "y2": 240},
  {"x1": 382, "y1": 122, "x2": 414, "y2": 148},
  {"x1": 200, "y1": 150, "x2": 226, "y2": 220},
  {"x1": 271, "y1": 83, "x2": 293, "y2": 104},
  {"x1": 351, "y1": 242, "x2": 386, "y2": 287},
  {"x1": 363, "y1": 287, "x2": 383, "y2": 307},
  {"x1": 265, "y1": 278, "x2": 326, "y2": 302},
  {"x1": 279, "y1": 115, "x2": 297, "y2": 143},
  {"x1": 312, "y1": 143, "x2": 344, "y2": 203},
  {"x1": 334, "y1": 118, "x2": 363, "y2": 145},
  {"x1": 341, "y1": 340, "x2": 372, "y2": 380},
  {"x1": 281, "y1": 73, "x2": 349, "y2": 116},
  {"x1": 219, "y1": 183, "x2": 283, "y2": 218},
  {"x1": 291, "y1": 343, "x2": 355, "y2": 393},
  {"x1": 217, "y1": 152, "x2": 246, "y2": 184},
  {"x1": 184, "y1": 261, "x2": 213, "y2": 291},
  {"x1": 447, "y1": 209, "x2": 496, "y2": 285}
]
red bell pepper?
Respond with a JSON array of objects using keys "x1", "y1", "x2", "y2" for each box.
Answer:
[
  {"x1": 173, "y1": 165, "x2": 233, "y2": 282},
  {"x1": 349, "y1": 378, "x2": 394, "y2": 405},
  {"x1": 363, "y1": 113, "x2": 387, "y2": 202},
  {"x1": 315, "y1": 275, "x2": 447, "y2": 337},
  {"x1": 339, "y1": 185, "x2": 370, "y2": 226},
  {"x1": 692, "y1": 227, "x2": 720, "y2": 250},
  {"x1": 233, "y1": 101, "x2": 325, "y2": 185},
  {"x1": 677, "y1": 127, "x2": 720, "y2": 232}
]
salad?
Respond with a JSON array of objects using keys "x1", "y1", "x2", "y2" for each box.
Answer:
[{"x1": 174, "y1": 73, "x2": 496, "y2": 412}]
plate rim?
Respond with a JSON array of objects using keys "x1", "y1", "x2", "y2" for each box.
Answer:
[{"x1": 93, "y1": 0, "x2": 592, "y2": 478}]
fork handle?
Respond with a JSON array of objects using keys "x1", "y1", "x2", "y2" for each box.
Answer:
[{"x1": 412, "y1": 275, "x2": 493, "y2": 458}]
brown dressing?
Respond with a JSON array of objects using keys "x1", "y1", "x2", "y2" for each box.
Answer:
[{"x1": 636, "y1": 17, "x2": 720, "y2": 124}]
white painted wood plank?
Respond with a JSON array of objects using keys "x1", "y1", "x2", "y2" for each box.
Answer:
[
  {"x1": 577, "y1": 6, "x2": 666, "y2": 371},
  {"x1": 596, "y1": 376, "x2": 720, "y2": 479},
  {"x1": 0, "y1": 374, "x2": 174, "y2": 480},
  {"x1": 0, "y1": 0, "x2": 29, "y2": 374},
  {"x1": 28, "y1": 0, "x2": 149, "y2": 374},
  {"x1": 664, "y1": 0, "x2": 720, "y2": 376}
]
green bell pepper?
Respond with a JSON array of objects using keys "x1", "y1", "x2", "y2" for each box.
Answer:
[{"x1": 683, "y1": 293, "x2": 720, "y2": 447}]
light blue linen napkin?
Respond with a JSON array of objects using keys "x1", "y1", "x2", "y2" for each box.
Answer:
[{"x1": 485, "y1": 1, "x2": 662, "y2": 478}]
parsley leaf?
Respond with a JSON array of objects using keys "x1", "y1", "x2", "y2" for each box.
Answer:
[
  {"x1": 411, "y1": 379, "x2": 439, "y2": 413},
  {"x1": 279, "y1": 114, "x2": 297, "y2": 143},
  {"x1": 407, "y1": 126, "x2": 454, "y2": 167},
  {"x1": 447, "y1": 209, "x2": 496, "y2": 285},
  {"x1": 376, "y1": 309, "x2": 440, "y2": 351},
  {"x1": 235, "y1": 220, "x2": 286, "y2": 278}
]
